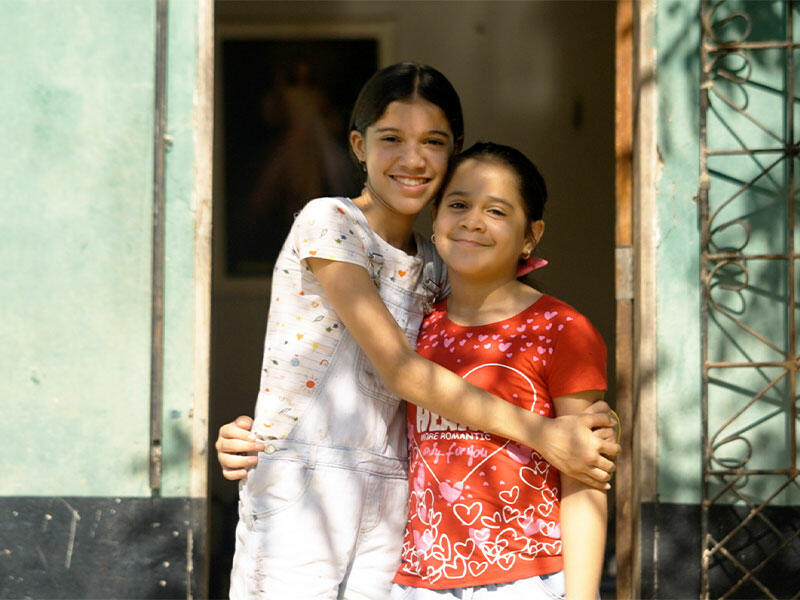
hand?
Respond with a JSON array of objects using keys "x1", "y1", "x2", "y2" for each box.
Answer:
[
  {"x1": 215, "y1": 415, "x2": 264, "y2": 481},
  {"x1": 539, "y1": 401, "x2": 620, "y2": 490},
  {"x1": 585, "y1": 400, "x2": 621, "y2": 444}
]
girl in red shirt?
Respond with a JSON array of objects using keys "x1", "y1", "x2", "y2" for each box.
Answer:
[{"x1": 392, "y1": 142, "x2": 607, "y2": 600}]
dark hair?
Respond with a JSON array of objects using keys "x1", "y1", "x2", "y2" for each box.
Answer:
[
  {"x1": 348, "y1": 62, "x2": 464, "y2": 166},
  {"x1": 436, "y1": 142, "x2": 547, "y2": 222}
]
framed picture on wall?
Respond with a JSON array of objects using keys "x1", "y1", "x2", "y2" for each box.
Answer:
[{"x1": 215, "y1": 24, "x2": 392, "y2": 291}]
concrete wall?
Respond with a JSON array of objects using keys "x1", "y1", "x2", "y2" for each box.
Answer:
[
  {"x1": 643, "y1": 1, "x2": 799, "y2": 596},
  {"x1": 654, "y1": 0, "x2": 704, "y2": 506},
  {"x1": 0, "y1": 0, "x2": 209, "y2": 596},
  {"x1": 1, "y1": 0, "x2": 157, "y2": 498},
  {"x1": 655, "y1": 0, "x2": 797, "y2": 507}
]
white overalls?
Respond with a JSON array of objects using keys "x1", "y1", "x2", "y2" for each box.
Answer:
[{"x1": 230, "y1": 197, "x2": 446, "y2": 599}]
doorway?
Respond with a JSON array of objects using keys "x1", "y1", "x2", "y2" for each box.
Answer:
[{"x1": 209, "y1": 1, "x2": 617, "y2": 596}]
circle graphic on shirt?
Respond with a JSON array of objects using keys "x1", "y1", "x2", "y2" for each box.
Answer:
[
  {"x1": 404, "y1": 359, "x2": 566, "y2": 586},
  {"x1": 461, "y1": 362, "x2": 537, "y2": 412},
  {"x1": 413, "y1": 362, "x2": 537, "y2": 500}
]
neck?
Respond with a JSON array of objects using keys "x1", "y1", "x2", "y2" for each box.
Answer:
[
  {"x1": 352, "y1": 188, "x2": 417, "y2": 253},
  {"x1": 446, "y1": 274, "x2": 542, "y2": 327}
]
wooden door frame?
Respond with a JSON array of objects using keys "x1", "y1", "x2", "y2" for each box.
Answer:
[
  {"x1": 192, "y1": 0, "x2": 214, "y2": 503},
  {"x1": 191, "y1": 0, "x2": 215, "y2": 594},
  {"x1": 196, "y1": 1, "x2": 646, "y2": 594},
  {"x1": 615, "y1": 0, "x2": 658, "y2": 597}
]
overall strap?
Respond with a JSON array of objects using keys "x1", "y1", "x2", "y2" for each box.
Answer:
[{"x1": 418, "y1": 236, "x2": 448, "y2": 311}]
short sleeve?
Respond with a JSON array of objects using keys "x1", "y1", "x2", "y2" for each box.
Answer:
[
  {"x1": 291, "y1": 198, "x2": 370, "y2": 269},
  {"x1": 547, "y1": 312, "x2": 607, "y2": 398}
]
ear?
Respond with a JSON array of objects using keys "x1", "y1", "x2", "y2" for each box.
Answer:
[
  {"x1": 453, "y1": 136, "x2": 464, "y2": 154},
  {"x1": 524, "y1": 220, "x2": 545, "y2": 255},
  {"x1": 349, "y1": 130, "x2": 366, "y2": 164}
]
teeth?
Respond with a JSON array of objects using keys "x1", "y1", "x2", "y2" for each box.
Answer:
[{"x1": 394, "y1": 176, "x2": 427, "y2": 186}]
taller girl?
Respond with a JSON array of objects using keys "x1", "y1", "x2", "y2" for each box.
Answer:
[{"x1": 228, "y1": 63, "x2": 618, "y2": 599}]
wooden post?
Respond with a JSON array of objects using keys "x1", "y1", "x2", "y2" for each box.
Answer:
[{"x1": 614, "y1": 1, "x2": 636, "y2": 598}]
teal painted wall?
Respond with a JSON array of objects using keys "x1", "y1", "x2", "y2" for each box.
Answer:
[
  {"x1": 0, "y1": 0, "x2": 202, "y2": 498},
  {"x1": 162, "y1": 0, "x2": 201, "y2": 498},
  {"x1": 655, "y1": 0, "x2": 798, "y2": 505},
  {"x1": 655, "y1": 0, "x2": 704, "y2": 504}
]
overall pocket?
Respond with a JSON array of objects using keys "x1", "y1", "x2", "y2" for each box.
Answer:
[{"x1": 241, "y1": 455, "x2": 313, "y2": 523}]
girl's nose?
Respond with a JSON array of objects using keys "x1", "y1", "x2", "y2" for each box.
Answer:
[
  {"x1": 460, "y1": 209, "x2": 486, "y2": 231},
  {"x1": 398, "y1": 143, "x2": 426, "y2": 169}
]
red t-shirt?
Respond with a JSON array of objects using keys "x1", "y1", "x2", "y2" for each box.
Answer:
[{"x1": 394, "y1": 294, "x2": 607, "y2": 589}]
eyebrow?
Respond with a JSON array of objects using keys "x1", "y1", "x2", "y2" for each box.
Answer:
[{"x1": 373, "y1": 127, "x2": 451, "y2": 137}]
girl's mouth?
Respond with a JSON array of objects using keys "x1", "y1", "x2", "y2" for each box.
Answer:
[
  {"x1": 452, "y1": 237, "x2": 488, "y2": 247},
  {"x1": 391, "y1": 175, "x2": 431, "y2": 187}
]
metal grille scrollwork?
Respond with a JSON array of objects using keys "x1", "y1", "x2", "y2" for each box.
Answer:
[{"x1": 699, "y1": 0, "x2": 800, "y2": 598}]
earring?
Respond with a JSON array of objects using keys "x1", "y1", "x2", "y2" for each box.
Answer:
[
  {"x1": 431, "y1": 233, "x2": 437, "y2": 244},
  {"x1": 521, "y1": 249, "x2": 531, "y2": 260}
]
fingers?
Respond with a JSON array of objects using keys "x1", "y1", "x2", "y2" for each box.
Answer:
[
  {"x1": 572, "y1": 469, "x2": 611, "y2": 491},
  {"x1": 580, "y1": 461, "x2": 615, "y2": 490},
  {"x1": 234, "y1": 415, "x2": 254, "y2": 430},
  {"x1": 594, "y1": 426, "x2": 616, "y2": 441},
  {"x1": 222, "y1": 467, "x2": 252, "y2": 481},
  {"x1": 598, "y1": 438, "x2": 621, "y2": 460},
  {"x1": 218, "y1": 447, "x2": 260, "y2": 480},
  {"x1": 216, "y1": 415, "x2": 263, "y2": 482},
  {"x1": 220, "y1": 451, "x2": 258, "y2": 470},
  {"x1": 218, "y1": 436, "x2": 264, "y2": 455},
  {"x1": 576, "y1": 436, "x2": 620, "y2": 491},
  {"x1": 594, "y1": 454, "x2": 616, "y2": 475},
  {"x1": 580, "y1": 410, "x2": 615, "y2": 430},
  {"x1": 583, "y1": 400, "x2": 610, "y2": 414},
  {"x1": 216, "y1": 417, "x2": 264, "y2": 453},
  {"x1": 570, "y1": 441, "x2": 618, "y2": 490},
  {"x1": 219, "y1": 418, "x2": 256, "y2": 442}
]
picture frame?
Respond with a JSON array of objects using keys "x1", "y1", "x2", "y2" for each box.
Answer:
[{"x1": 213, "y1": 23, "x2": 394, "y2": 295}]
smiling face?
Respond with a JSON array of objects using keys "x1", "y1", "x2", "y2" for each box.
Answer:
[
  {"x1": 350, "y1": 97, "x2": 454, "y2": 219},
  {"x1": 433, "y1": 157, "x2": 543, "y2": 283}
]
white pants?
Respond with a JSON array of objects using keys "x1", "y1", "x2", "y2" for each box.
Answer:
[
  {"x1": 390, "y1": 571, "x2": 567, "y2": 600},
  {"x1": 230, "y1": 442, "x2": 409, "y2": 599}
]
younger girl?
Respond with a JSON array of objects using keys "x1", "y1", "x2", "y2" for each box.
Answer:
[
  {"x1": 392, "y1": 142, "x2": 607, "y2": 599},
  {"x1": 225, "y1": 63, "x2": 617, "y2": 599}
]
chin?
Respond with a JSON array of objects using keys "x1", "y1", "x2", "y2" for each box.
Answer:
[
  {"x1": 398, "y1": 199, "x2": 434, "y2": 216},
  {"x1": 445, "y1": 263, "x2": 486, "y2": 279}
]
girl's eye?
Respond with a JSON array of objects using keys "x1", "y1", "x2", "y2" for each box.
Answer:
[
  {"x1": 448, "y1": 201, "x2": 467, "y2": 209},
  {"x1": 489, "y1": 208, "x2": 507, "y2": 217},
  {"x1": 380, "y1": 135, "x2": 400, "y2": 143},
  {"x1": 426, "y1": 138, "x2": 446, "y2": 146}
]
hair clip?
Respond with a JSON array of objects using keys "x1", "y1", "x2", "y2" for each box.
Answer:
[{"x1": 516, "y1": 256, "x2": 548, "y2": 278}]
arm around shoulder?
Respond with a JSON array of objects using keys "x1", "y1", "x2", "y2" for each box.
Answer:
[
  {"x1": 307, "y1": 258, "x2": 618, "y2": 489},
  {"x1": 308, "y1": 258, "x2": 548, "y2": 433}
]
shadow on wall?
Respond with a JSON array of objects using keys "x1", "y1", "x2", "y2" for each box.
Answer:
[
  {"x1": 701, "y1": 0, "x2": 800, "y2": 596},
  {"x1": 653, "y1": 1, "x2": 800, "y2": 597}
]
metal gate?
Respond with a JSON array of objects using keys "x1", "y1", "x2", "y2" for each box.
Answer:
[{"x1": 699, "y1": 0, "x2": 800, "y2": 597}]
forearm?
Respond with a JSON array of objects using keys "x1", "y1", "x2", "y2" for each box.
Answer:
[
  {"x1": 379, "y1": 351, "x2": 617, "y2": 488},
  {"x1": 560, "y1": 476, "x2": 607, "y2": 600},
  {"x1": 383, "y1": 348, "x2": 547, "y2": 447}
]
